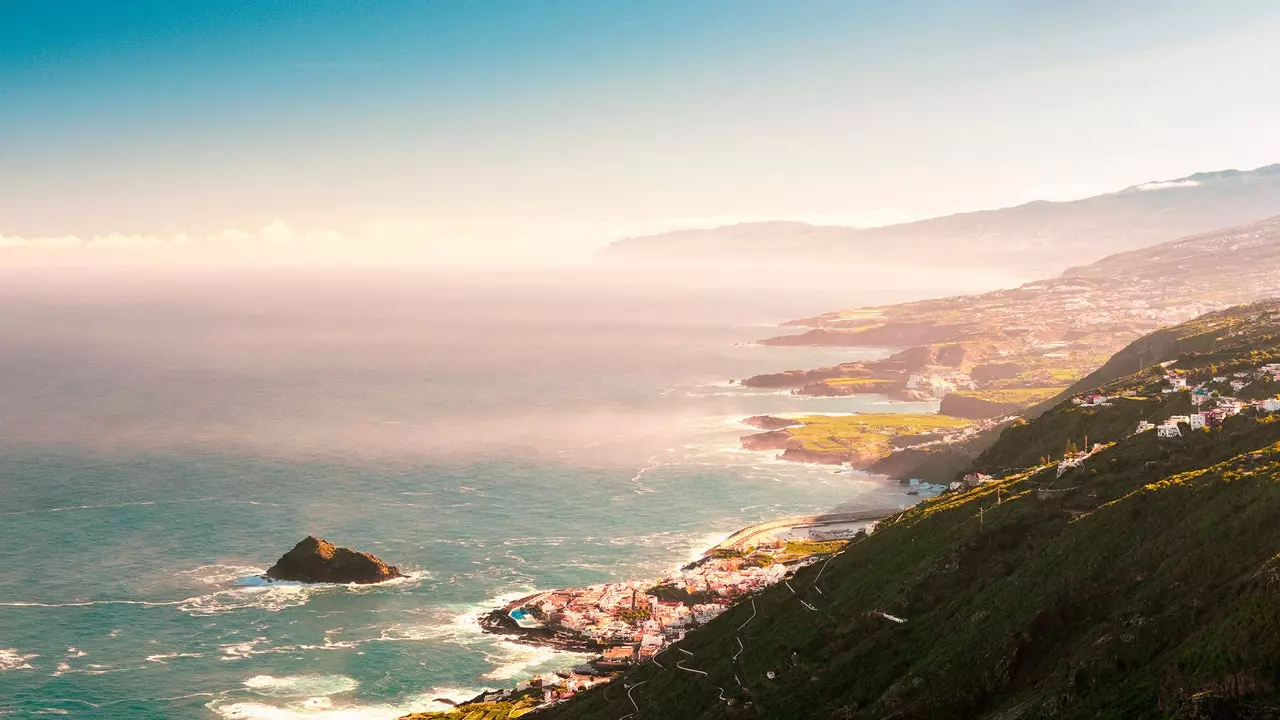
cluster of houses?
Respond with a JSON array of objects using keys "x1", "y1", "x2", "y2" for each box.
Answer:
[
  {"x1": 1073, "y1": 392, "x2": 1113, "y2": 407},
  {"x1": 504, "y1": 544, "x2": 797, "y2": 672},
  {"x1": 472, "y1": 671, "x2": 618, "y2": 710},
  {"x1": 949, "y1": 472, "x2": 993, "y2": 491},
  {"x1": 1135, "y1": 369, "x2": 1280, "y2": 438}
]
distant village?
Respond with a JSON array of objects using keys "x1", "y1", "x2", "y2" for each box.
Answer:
[
  {"x1": 1075, "y1": 362, "x2": 1280, "y2": 440},
  {"x1": 478, "y1": 532, "x2": 850, "y2": 711},
  {"x1": 944, "y1": 361, "x2": 1280, "y2": 489}
]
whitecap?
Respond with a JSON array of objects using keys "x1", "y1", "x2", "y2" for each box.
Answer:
[
  {"x1": 0, "y1": 599, "x2": 181, "y2": 608},
  {"x1": 145, "y1": 652, "x2": 203, "y2": 663},
  {"x1": 0, "y1": 648, "x2": 37, "y2": 672},
  {"x1": 218, "y1": 636, "x2": 363, "y2": 661},
  {"x1": 243, "y1": 674, "x2": 359, "y2": 697},
  {"x1": 179, "y1": 584, "x2": 319, "y2": 616},
  {"x1": 206, "y1": 687, "x2": 476, "y2": 720},
  {"x1": 182, "y1": 568, "x2": 426, "y2": 615},
  {"x1": 179, "y1": 564, "x2": 267, "y2": 586},
  {"x1": 481, "y1": 641, "x2": 594, "y2": 681},
  {"x1": 220, "y1": 639, "x2": 268, "y2": 660}
]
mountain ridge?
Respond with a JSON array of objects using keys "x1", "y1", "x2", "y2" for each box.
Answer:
[{"x1": 603, "y1": 163, "x2": 1280, "y2": 272}]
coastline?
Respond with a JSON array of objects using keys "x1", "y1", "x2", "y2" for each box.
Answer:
[
  {"x1": 428, "y1": 496, "x2": 923, "y2": 718},
  {"x1": 477, "y1": 594, "x2": 601, "y2": 654},
  {"x1": 473, "y1": 509, "x2": 903, "y2": 656}
]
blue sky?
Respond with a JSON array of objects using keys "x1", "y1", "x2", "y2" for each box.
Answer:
[{"x1": 2, "y1": 1, "x2": 1279, "y2": 260}]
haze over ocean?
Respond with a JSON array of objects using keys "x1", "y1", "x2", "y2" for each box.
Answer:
[{"x1": 0, "y1": 268, "x2": 1010, "y2": 718}]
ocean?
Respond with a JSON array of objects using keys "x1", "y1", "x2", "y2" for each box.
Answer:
[{"x1": 0, "y1": 266, "x2": 1021, "y2": 719}]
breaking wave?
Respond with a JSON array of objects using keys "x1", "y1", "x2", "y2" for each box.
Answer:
[
  {"x1": 0, "y1": 648, "x2": 37, "y2": 672},
  {"x1": 243, "y1": 674, "x2": 359, "y2": 697}
]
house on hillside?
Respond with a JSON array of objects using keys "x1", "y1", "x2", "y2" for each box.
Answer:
[
  {"x1": 1135, "y1": 420, "x2": 1156, "y2": 434},
  {"x1": 1167, "y1": 376, "x2": 1189, "y2": 390},
  {"x1": 599, "y1": 645, "x2": 636, "y2": 668},
  {"x1": 1158, "y1": 422, "x2": 1182, "y2": 438},
  {"x1": 1190, "y1": 413, "x2": 1207, "y2": 430},
  {"x1": 1264, "y1": 398, "x2": 1280, "y2": 413}
]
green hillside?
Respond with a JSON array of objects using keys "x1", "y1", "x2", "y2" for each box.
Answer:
[{"x1": 528, "y1": 301, "x2": 1280, "y2": 720}]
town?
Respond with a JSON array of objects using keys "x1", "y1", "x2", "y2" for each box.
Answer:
[{"x1": 474, "y1": 525, "x2": 860, "y2": 711}]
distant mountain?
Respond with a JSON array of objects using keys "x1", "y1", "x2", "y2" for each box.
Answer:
[{"x1": 602, "y1": 163, "x2": 1280, "y2": 272}]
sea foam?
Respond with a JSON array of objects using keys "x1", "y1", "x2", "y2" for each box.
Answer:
[
  {"x1": 207, "y1": 687, "x2": 476, "y2": 720},
  {"x1": 0, "y1": 648, "x2": 37, "y2": 672},
  {"x1": 243, "y1": 674, "x2": 360, "y2": 697},
  {"x1": 481, "y1": 640, "x2": 593, "y2": 681}
]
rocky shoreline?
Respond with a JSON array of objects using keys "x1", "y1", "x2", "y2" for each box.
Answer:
[{"x1": 477, "y1": 595, "x2": 601, "y2": 654}]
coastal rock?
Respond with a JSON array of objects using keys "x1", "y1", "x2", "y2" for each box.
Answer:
[
  {"x1": 742, "y1": 415, "x2": 803, "y2": 431},
  {"x1": 739, "y1": 429, "x2": 801, "y2": 453},
  {"x1": 742, "y1": 367, "x2": 845, "y2": 388},
  {"x1": 265, "y1": 536, "x2": 404, "y2": 584}
]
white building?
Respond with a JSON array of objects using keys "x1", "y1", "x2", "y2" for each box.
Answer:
[
  {"x1": 1264, "y1": 398, "x2": 1280, "y2": 413},
  {"x1": 1135, "y1": 420, "x2": 1156, "y2": 433},
  {"x1": 1158, "y1": 423, "x2": 1182, "y2": 438},
  {"x1": 1189, "y1": 413, "x2": 1206, "y2": 430}
]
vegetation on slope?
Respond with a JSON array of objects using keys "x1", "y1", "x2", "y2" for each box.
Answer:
[
  {"x1": 742, "y1": 413, "x2": 972, "y2": 465},
  {"x1": 981, "y1": 301, "x2": 1280, "y2": 473},
  {"x1": 537, "y1": 300, "x2": 1280, "y2": 720},
  {"x1": 543, "y1": 425, "x2": 1280, "y2": 720}
]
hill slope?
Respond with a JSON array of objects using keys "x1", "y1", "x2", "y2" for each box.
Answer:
[
  {"x1": 603, "y1": 164, "x2": 1280, "y2": 272},
  {"x1": 532, "y1": 301, "x2": 1280, "y2": 720}
]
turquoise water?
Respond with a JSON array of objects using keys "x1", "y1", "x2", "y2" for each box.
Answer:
[{"x1": 0, "y1": 269, "x2": 951, "y2": 719}]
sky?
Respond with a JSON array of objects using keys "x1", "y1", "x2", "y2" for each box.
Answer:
[{"x1": 2, "y1": 0, "x2": 1280, "y2": 264}]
